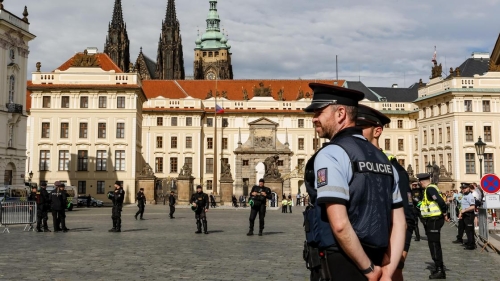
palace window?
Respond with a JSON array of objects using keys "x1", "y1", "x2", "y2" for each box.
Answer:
[
  {"x1": 96, "y1": 150, "x2": 107, "y2": 171},
  {"x1": 206, "y1": 158, "x2": 214, "y2": 173},
  {"x1": 398, "y1": 139, "x2": 404, "y2": 151},
  {"x1": 298, "y1": 138, "x2": 304, "y2": 150},
  {"x1": 243, "y1": 160, "x2": 249, "y2": 166},
  {"x1": 298, "y1": 119, "x2": 305, "y2": 128},
  {"x1": 298, "y1": 159, "x2": 305, "y2": 170},
  {"x1": 206, "y1": 180, "x2": 213, "y2": 190},
  {"x1": 116, "y1": 123, "x2": 125, "y2": 138},
  {"x1": 77, "y1": 150, "x2": 88, "y2": 171},
  {"x1": 415, "y1": 138, "x2": 418, "y2": 150},
  {"x1": 171, "y1": 136, "x2": 178, "y2": 149},
  {"x1": 438, "y1": 128, "x2": 442, "y2": 143},
  {"x1": 313, "y1": 138, "x2": 319, "y2": 150},
  {"x1": 484, "y1": 153, "x2": 494, "y2": 174},
  {"x1": 60, "y1": 123, "x2": 69, "y2": 138},
  {"x1": 465, "y1": 153, "x2": 475, "y2": 174},
  {"x1": 185, "y1": 136, "x2": 192, "y2": 149},
  {"x1": 170, "y1": 157, "x2": 178, "y2": 173},
  {"x1": 78, "y1": 181, "x2": 86, "y2": 194},
  {"x1": 186, "y1": 117, "x2": 193, "y2": 126},
  {"x1": 207, "y1": 138, "x2": 213, "y2": 149},
  {"x1": 385, "y1": 139, "x2": 391, "y2": 151},
  {"x1": 464, "y1": 100, "x2": 472, "y2": 112},
  {"x1": 171, "y1": 117, "x2": 178, "y2": 126},
  {"x1": 98, "y1": 123, "x2": 106, "y2": 138},
  {"x1": 447, "y1": 153, "x2": 452, "y2": 175},
  {"x1": 42, "y1": 96, "x2": 51, "y2": 108},
  {"x1": 398, "y1": 159, "x2": 405, "y2": 167},
  {"x1": 222, "y1": 118, "x2": 228, "y2": 127},
  {"x1": 157, "y1": 136, "x2": 163, "y2": 148},
  {"x1": 397, "y1": 120, "x2": 403, "y2": 129},
  {"x1": 465, "y1": 126, "x2": 473, "y2": 141},
  {"x1": 39, "y1": 150, "x2": 50, "y2": 171},
  {"x1": 222, "y1": 138, "x2": 228, "y2": 150},
  {"x1": 117, "y1": 97, "x2": 125, "y2": 108},
  {"x1": 277, "y1": 160, "x2": 284, "y2": 166},
  {"x1": 59, "y1": 150, "x2": 70, "y2": 171},
  {"x1": 115, "y1": 150, "x2": 126, "y2": 171},
  {"x1": 61, "y1": 96, "x2": 70, "y2": 108},
  {"x1": 483, "y1": 100, "x2": 490, "y2": 112},
  {"x1": 155, "y1": 157, "x2": 163, "y2": 173},
  {"x1": 97, "y1": 181, "x2": 105, "y2": 194},
  {"x1": 79, "y1": 123, "x2": 88, "y2": 138},
  {"x1": 80, "y1": 96, "x2": 88, "y2": 108},
  {"x1": 446, "y1": 127, "x2": 450, "y2": 143},
  {"x1": 484, "y1": 126, "x2": 492, "y2": 142},
  {"x1": 157, "y1": 117, "x2": 163, "y2": 126},
  {"x1": 207, "y1": 118, "x2": 213, "y2": 127},
  {"x1": 42, "y1": 123, "x2": 50, "y2": 138},
  {"x1": 431, "y1": 129, "x2": 434, "y2": 144},
  {"x1": 184, "y1": 157, "x2": 193, "y2": 171},
  {"x1": 8, "y1": 75, "x2": 14, "y2": 103},
  {"x1": 99, "y1": 96, "x2": 107, "y2": 108}
]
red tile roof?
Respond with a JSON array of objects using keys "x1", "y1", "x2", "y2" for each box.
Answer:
[
  {"x1": 56, "y1": 53, "x2": 123, "y2": 73},
  {"x1": 142, "y1": 79, "x2": 344, "y2": 101}
]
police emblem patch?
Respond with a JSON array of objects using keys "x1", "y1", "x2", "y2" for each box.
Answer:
[
  {"x1": 432, "y1": 195, "x2": 437, "y2": 200},
  {"x1": 317, "y1": 168, "x2": 328, "y2": 187}
]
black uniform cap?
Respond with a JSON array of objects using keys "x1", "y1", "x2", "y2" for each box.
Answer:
[
  {"x1": 416, "y1": 173, "x2": 431, "y2": 180},
  {"x1": 460, "y1": 182, "x2": 471, "y2": 189},
  {"x1": 259, "y1": 178, "x2": 265, "y2": 183},
  {"x1": 304, "y1": 83, "x2": 364, "y2": 113},
  {"x1": 356, "y1": 104, "x2": 391, "y2": 127},
  {"x1": 114, "y1": 181, "x2": 121, "y2": 186},
  {"x1": 196, "y1": 185, "x2": 202, "y2": 189}
]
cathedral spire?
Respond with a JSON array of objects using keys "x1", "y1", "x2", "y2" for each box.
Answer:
[
  {"x1": 165, "y1": 0, "x2": 177, "y2": 26},
  {"x1": 104, "y1": 0, "x2": 130, "y2": 72}
]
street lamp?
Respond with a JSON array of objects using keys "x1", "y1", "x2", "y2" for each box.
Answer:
[
  {"x1": 474, "y1": 137, "x2": 486, "y2": 178},
  {"x1": 426, "y1": 162, "x2": 432, "y2": 174},
  {"x1": 28, "y1": 171, "x2": 33, "y2": 187}
]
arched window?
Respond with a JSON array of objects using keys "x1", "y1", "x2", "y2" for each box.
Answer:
[{"x1": 8, "y1": 75, "x2": 15, "y2": 103}]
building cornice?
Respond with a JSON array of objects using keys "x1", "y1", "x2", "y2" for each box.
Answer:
[{"x1": 414, "y1": 88, "x2": 500, "y2": 103}]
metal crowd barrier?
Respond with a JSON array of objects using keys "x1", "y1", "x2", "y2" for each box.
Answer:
[
  {"x1": 449, "y1": 201, "x2": 458, "y2": 225},
  {"x1": 478, "y1": 208, "x2": 489, "y2": 241},
  {"x1": 0, "y1": 201, "x2": 37, "y2": 233}
]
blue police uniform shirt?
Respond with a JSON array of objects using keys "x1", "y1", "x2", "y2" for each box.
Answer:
[
  {"x1": 460, "y1": 193, "x2": 475, "y2": 212},
  {"x1": 314, "y1": 134, "x2": 402, "y2": 206}
]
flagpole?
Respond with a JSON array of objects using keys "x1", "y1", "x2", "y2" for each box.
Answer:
[{"x1": 214, "y1": 61, "x2": 218, "y2": 196}]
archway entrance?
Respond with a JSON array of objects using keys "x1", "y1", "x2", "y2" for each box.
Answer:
[
  {"x1": 4, "y1": 163, "x2": 15, "y2": 185},
  {"x1": 255, "y1": 162, "x2": 265, "y2": 183}
]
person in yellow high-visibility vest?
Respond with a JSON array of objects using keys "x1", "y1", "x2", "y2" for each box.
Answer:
[{"x1": 417, "y1": 173, "x2": 449, "y2": 279}]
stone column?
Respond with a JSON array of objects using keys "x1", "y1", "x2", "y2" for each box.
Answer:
[
  {"x1": 136, "y1": 177, "x2": 156, "y2": 204},
  {"x1": 177, "y1": 176, "x2": 194, "y2": 205},
  {"x1": 264, "y1": 178, "x2": 283, "y2": 197},
  {"x1": 220, "y1": 179, "x2": 234, "y2": 206}
]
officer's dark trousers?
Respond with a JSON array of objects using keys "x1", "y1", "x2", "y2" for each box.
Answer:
[
  {"x1": 310, "y1": 249, "x2": 366, "y2": 281},
  {"x1": 136, "y1": 203, "x2": 145, "y2": 218},
  {"x1": 52, "y1": 210, "x2": 65, "y2": 230},
  {"x1": 413, "y1": 209, "x2": 421, "y2": 239},
  {"x1": 424, "y1": 216, "x2": 445, "y2": 267},
  {"x1": 195, "y1": 210, "x2": 207, "y2": 231},
  {"x1": 457, "y1": 217, "x2": 465, "y2": 241},
  {"x1": 37, "y1": 206, "x2": 48, "y2": 229},
  {"x1": 289, "y1": 205, "x2": 292, "y2": 213},
  {"x1": 112, "y1": 204, "x2": 122, "y2": 229},
  {"x1": 169, "y1": 205, "x2": 175, "y2": 217},
  {"x1": 463, "y1": 212, "x2": 475, "y2": 247},
  {"x1": 249, "y1": 204, "x2": 266, "y2": 231}
]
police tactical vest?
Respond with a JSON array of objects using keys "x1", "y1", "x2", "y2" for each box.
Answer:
[
  {"x1": 420, "y1": 184, "x2": 442, "y2": 218},
  {"x1": 304, "y1": 128, "x2": 395, "y2": 249}
]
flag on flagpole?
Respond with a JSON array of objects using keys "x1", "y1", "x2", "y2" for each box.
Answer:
[{"x1": 216, "y1": 104, "x2": 224, "y2": 114}]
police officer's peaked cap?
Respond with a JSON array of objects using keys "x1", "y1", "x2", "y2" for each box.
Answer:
[
  {"x1": 114, "y1": 181, "x2": 121, "y2": 186},
  {"x1": 259, "y1": 178, "x2": 265, "y2": 183},
  {"x1": 304, "y1": 83, "x2": 364, "y2": 112},
  {"x1": 416, "y1": 173, "x2": 431, "y2": 180},
  {"x1": 356, "y1": 104, "x2": 391, "y2": 127},
  {"x1": 196, "y1": 185, "x2": 202, "y2": 189},
  {"x1": 40, "y1": 182, "x2": 47, "y2": 187},
  {"x1": 54, "y1": 181, "x2": 61, "y2": 186},
  {"x1": 460, "y1": 182, "x2": 471, "y2": 189}
]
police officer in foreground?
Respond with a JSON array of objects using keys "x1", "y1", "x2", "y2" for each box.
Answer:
[
  {"x1": 459, "y1": 183, "x2": 476, "y2": 250},
  {"x1": 36, "y1": 183, "x2": 51, "y2": 232},
  {"x1": 247, "y1": 178, "x2": 272, "y2": 236},
  {"x1": 417, "y1": 173, "x2": 448, "y2": 279},
  {"x1": 452, "y1": 184, "x2": 466, "y2": 245},
  {"x1": 303, "y1": 83, "x2": 405, "y2": 281},
  {"x1": 411, "y1": 181, "x2": 424, "y2": 241},
  {"x1": 168, "y1": 191, "x2": 176, "y2": 219},
  {"x1": 51, "y1": 181, "x2": 68, "y2": 232},
  {"x1": 135, "y1": 188, "x2": 146, "y2": 220},
  {"x1": 109, "y1": 181, "x2": 125, "y2": 232},
  {"x1": 191, "y1": 185, "x2": 209, "y2": 234},
  {"x1": 356, "y1": 105, "x2": 415, "y2": 281}
]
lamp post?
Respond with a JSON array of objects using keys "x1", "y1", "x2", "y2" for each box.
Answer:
[
  {"x1": 474, "y1": 137, "x2": 486, "y2": 178},
  {"x1": 426, "y1": 162, "x2": 433, "y2": 182},
  {"x1": 28, "y1": 171, "x2": 33, "y2": 187}
]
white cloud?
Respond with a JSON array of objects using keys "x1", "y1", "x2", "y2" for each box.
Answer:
[{"x1": 6, "y1": 0, "x2": 500, "y2": 87}]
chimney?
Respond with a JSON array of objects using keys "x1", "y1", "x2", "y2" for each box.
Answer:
[
  {"x1": 86, "y1": 47, "x2": 98, "y2": 54},
  {"x1": 392, "y1": 84, "x2": 398, "y2": 88}
]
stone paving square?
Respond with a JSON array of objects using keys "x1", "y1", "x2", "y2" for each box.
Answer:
[{"x1": 0, "y1": 205, "x2": 499, "y2": 280}]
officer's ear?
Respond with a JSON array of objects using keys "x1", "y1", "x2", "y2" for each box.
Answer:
[{"x1": 374, "y1": 126, "x2": 383, "y2": 138}]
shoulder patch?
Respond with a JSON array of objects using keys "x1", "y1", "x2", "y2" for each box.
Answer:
[
  {"x1": 317, "y1": 168, "x2": 328, "y2": 187},
  {"x1": 407, "y1": 192, "x2": 413, "y2": 206},
  {"x1": 432, "y1": 195, "x2": 437, "y2": 200}
]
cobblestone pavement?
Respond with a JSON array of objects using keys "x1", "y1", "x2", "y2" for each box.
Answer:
[{"x1": 0, "y1": 205, "x2": 499, "y2": 280}]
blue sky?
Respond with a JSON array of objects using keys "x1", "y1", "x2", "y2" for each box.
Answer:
[{"x1": 7, "y1": 0, "x2": 500, "y2": 87}]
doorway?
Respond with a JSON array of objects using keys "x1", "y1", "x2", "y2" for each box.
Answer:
[
  {"x1": 269, "y1": 192, "x2": 278, "y2": 207},
  {"x1": 4, "y1": 163, "x2": 14, "y2": 185}
]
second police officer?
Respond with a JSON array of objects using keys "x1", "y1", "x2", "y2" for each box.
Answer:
[
  {"x1": 247, "y1": 178, "x2": 272, "y2": 236},
  {"x1": 302, "y1": 83, "x2": 406, "y2": 281},
  {"x1": 417, "y1": 173, "x2": 448, "y2": 279},
  {"x1": 356, "y1": 105, "x2": 416, "y2": 281},
  {"x1": 36, "y1": 182, "x2": 51, "y2": 232},
  {"x1": 459, "y1": 183, "x2": 476, "y2": 250},
  {"x1": 191, "y1": 185, "x2": 209, "y2": 234},
  {"x1": 51, "y1": 181, "x2": 68, "y2": 232},
  {"x1": 135, "y1": 188, "x2": 146, "y2": 220},
  {"x1": 109, "y1": 181, "x2": 125, "y2": 232},
  {"x1": 168, "y1": 191, "x2": 176, "y2": 219}
]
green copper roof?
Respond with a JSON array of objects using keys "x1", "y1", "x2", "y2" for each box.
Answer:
[{"x1": 195, "y1": 0, "x2": 230, "y2": 51}]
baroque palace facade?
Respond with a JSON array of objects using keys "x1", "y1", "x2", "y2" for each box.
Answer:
[{"x1": 0, "y1": 2, "x2": 35, "y2": 186}]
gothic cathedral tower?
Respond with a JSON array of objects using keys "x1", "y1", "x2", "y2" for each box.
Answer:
[
  {"x1": 104, "y1": 0, "x2": 130, "y2": 72},
  {"x1": 155, "y1": 0, "x2": 185, "y2": 80},
  {"x1": 194, "y1": 0, "x2": 233, "y2": 80}
]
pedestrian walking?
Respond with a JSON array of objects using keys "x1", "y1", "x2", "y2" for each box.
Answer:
[
  {"x1": 411, "y1": 182, "x2": 424, "y2": 241},
  {"x1": 109, "y1": 181, "x2": 125, "y2": 232},
  {"x1": 86, "y1": 194, "x2": 91, "y2": 208},
  {"x1": 296, "y1": 193, "x2": 301, "y2": 206},
  {"x1": 418, "y1": 173, "x2": 449, "y2": 279},
  {"x1": 302, "y1": 83, "x2": 405, "y2": 281},
  {"x1": 135, "y1": 188, "x2": 146, "y2": 220},
  {"x1": 191, "y1": 185, "x2": 209, "y2": 234},
  {"x1": 232, "y1": 195, "x2": 238, "y2": 208},
  {"x1": 210, "y1": 193, "x2": 216, "y2": 208},
  {"x1": 168, "y1": 191, "x2": 176, "y2": 219},
  {"x1": 247, "y1": 179, "x2": 271, "y2": 236}
]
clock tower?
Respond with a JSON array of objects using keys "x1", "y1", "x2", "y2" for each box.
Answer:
[{"x1": 193, "y1": 0, "x2": 233, "y2": 80}]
